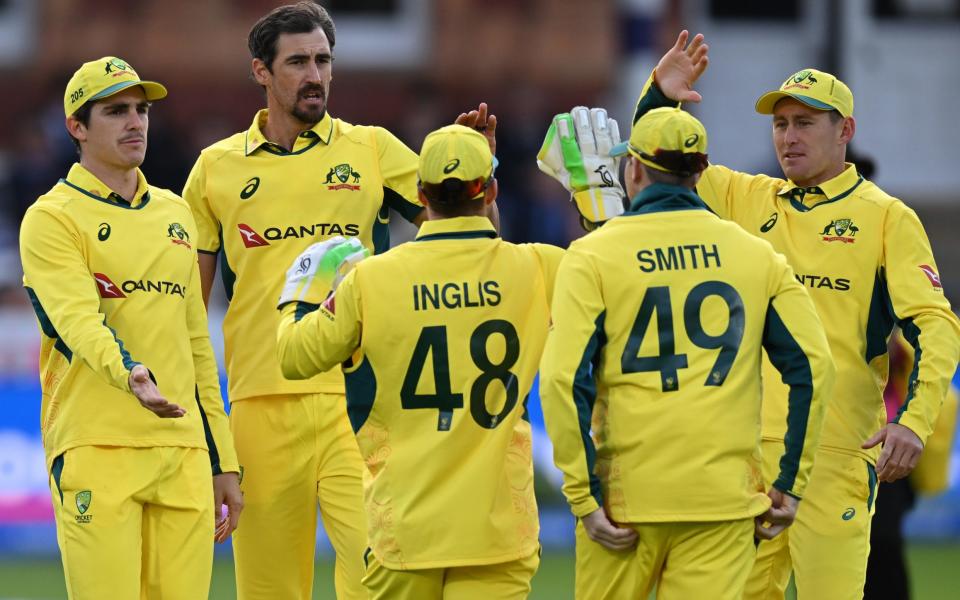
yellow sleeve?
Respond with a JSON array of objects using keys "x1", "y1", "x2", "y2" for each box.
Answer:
[
  {"x1": 762, "y1": 254, "x2": 834, "y2": 498},
  {"x1": 884, "y1": 202, "x2": 960, "y2": 443},
  {"x1": 20, "y1": 206, "x2": 138, "y2": 392},
  {"x1": 373, "y1": 127, "x2": 422, "y2": 223},
  {"x1": 539, "y1": 249, "x2": 605, "y2": 517},
  {"x1": 185, "y1": 248, "x2": 238, "y2": 474},
  {"x1": 911, "y1": 383, "x2": 958, "y2": 494},
  {"x1": 182, "y1": 155, "x2": 221, "y2": 254},
  {"x1": 276, "y1": 268, "x2": 363, "y2": 380},
  {"x1": 528, "y1": 243, "x2": 566, "y2": 306}
]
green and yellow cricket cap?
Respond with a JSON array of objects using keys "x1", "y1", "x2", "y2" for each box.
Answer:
[
  {"x1": 755, "y1": 68, "x2": 853, "y2": 118},
  {"x1": 610, "y1": 107, "x2": 708, "y2": 175},
  {"x1": 63, "y1": 57, "x2": 167, "y2": 117},
  {"x1": 419, "y1": 124, "x2": 497, "y2": 185}
]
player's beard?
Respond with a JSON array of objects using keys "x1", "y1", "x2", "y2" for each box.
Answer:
[{"x1": 292, "y1": 83, "x2": 327, "y2": 125}]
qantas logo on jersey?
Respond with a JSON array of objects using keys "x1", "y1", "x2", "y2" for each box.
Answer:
[
  {"x1": 795, "y1": 274, "x2": 850, "y2": 291},
  {"x1": 918, "y1": 265, "x2": 943, "y2": 290},
  {"x1": 821, "y1": 218, "x2": 859, "y2": 243},
  {"x1": 121, "y1": 280, "x2": 186, "y2": 297},
  {"x1": 94, "y1": 273, "x2": 126, "y2": 298},
  {"x1": 238, "y1": 223, "x2": 361, "y2": 248},
  {"x1": 324, "y1": 163, "x2": 361, "y2": 191},
  {"x1": 237, "y1": 224, "x2": 270, "y2": 247},
  {"x1": 95, "y1": 273, "x2": 186, "y2": 298}
]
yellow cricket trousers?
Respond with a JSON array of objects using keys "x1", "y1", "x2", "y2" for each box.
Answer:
[
  {"x1": 50, "y1": 445, "x2": 214, "y2": 600},
  {"x1": 575, "y1": 517, "x2": 756, "y2": 600},
  {"x1": 745, "y1": 440, "x2": 878, "y2": 600},
  {"x1": 230, "y1": 393, "x2": 366, "y2": 600}
]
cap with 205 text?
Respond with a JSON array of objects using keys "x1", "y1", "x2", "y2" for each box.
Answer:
[{"x1": 64, "y1": 57, "x2": 167, "y2": 117}]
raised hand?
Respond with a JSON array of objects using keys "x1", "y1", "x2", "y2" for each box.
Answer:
[
  {"x1": 654, "y1": 30, "x2": 710, "y2": 103},
  {"x1": 455, "y1": 102, "x2": 498, "y2": 155}
]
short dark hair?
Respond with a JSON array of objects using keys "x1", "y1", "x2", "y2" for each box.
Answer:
[
  {"x1": 828, "y1": 110, "x2": 844, "y2": 123},
  {"x1": 68, "y1": 102, "x2": 94, "y2": 156},
  {"x1": 642, "y1": 162, "x2": 700, "y2": 188},
  {"x1": 248, "y1": 2, "x2": 336, "y2": 71},
  {"x1": 419, "y1": 177, "x2": 492, "y2": 217},
  {"x1": 640, "y1": 150, "x2": 708, "y2": 179}
]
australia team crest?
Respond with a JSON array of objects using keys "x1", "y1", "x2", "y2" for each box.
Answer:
[
  {"x1": 821, "y1": 218, "x2": 859, "y2": 243},
  {"x1": 325, "y1": 163, "x2": 361, "y2": 191}
]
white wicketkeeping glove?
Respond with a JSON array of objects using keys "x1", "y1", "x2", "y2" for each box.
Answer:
[
  {"x1": 277, "y1": 236, "x2": 370, "y2": 308},
  {"x1": 537, "y1": 106, "x2": 626, "y2": 228}
]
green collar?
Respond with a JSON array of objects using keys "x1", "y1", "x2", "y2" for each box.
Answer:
[
  {"x1": 777, "y1": 163, "x2": 864, "y2": 212},
  {"x1": 414, "y1": 216, "x2": 497, "y2": 242},
  {"x1": 62, "y1": 163, "x2": 151, "y2": 209},
  {"x1": 244, "y1": 109, "x2": 334, "y2": 156},
  {"x1": 624, "y1": 183, "x2": 708, "y2": 215}
]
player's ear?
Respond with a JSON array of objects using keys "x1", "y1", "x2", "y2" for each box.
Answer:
[
  {"x1": 483, "y1": 178, "x2": 498, "y2": 206},
  {"x1": 251, "y1": 58, "x2": 271, "y2": 86},
  {"x1": 65, "y1": 115, "x2": 87, "y2": 143},
  {"x1": 840, "y1": 116, "x2": 856, "y2": 145}
]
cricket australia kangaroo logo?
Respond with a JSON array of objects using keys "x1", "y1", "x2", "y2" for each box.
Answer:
[
  {"x1": 821, "y1": 218, "x2": 858, "y2": 244},
  {"x1": 324, "y1": 163, "x2": 361, "y2": 191},
  {"x1": 167, "y1": 223, "x2": 191, "y2": 249},
  {"x1": 75, "y1": 490, "x2": 93, "y2": 523}
]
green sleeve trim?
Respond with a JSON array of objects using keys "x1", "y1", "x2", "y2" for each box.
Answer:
[
  {"x1": 383, "y1": 185, "x2": 423, "y2": 223},
  {"x1": 632, "y1": 80, "x2": 677, "y2": 125},
  {"x1": 894, "y1": 318, "x2": 923, "y2": 422},
  {"x1": 217, "y1": 228, "x2": 237, "y2": 302},
  {"x1": 194, "y1": 386, "x2": 222, "y2": 475},
  {"x1": 51, "y1": 454, "x2": 65, "y2": 504},
  {"x1": 573, "y1": 311, "x2": 606, "y2": 508},
  {"x1": 865, "y1": 269, "x2": 896, "y2": 364},
  {"x1": 344, "y1": 357, "x2": 377, "y2": 432},
  {"x1": 103, "y1": 319, "x2": 138, "y2": 371},
  {"x1": 762, "y1": 303, "x2": 813, "y2": 494},
  {"x1": 293, "y1": 301, "x2": 321, "y2": 323},
  {"x1": 25, "y1": 287, "x2": 73, "y2": 362},
  {"x1": 372, "y1": 205, "x2": 391, "y2": 255}
]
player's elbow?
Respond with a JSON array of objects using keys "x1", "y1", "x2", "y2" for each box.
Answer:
[{"x1": 276, "y1": 331, "x2": 313, "y2": 380}]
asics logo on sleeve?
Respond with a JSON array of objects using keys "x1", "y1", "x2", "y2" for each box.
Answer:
[{"x1": 760, "y1": 213, "x2": 778, "y2": 233}]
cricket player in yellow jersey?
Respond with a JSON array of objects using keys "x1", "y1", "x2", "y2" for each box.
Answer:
[
  {"x1": 19, "y1": 57, "x2": 241, "y2": 599},
  {"x1": 182, "y1": 3, "x2": 431, "y2": 598},
  {"x1": 539, "y1": 106, "x2": 835, "y2": 600},
  {"x1": 624, "y1": 31, "x2": 960, "y2": 599},
  {"x1": 274, "y1": 123, "x2": 577, "y2": 599}
]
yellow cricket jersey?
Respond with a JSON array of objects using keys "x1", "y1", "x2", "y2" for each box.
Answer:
[
  {"x1": 276, "y1": 216, "x2": 564, "y2": 569},
  {"x1": 184, "y1": 110, "x2": 422, "y2": 401},
  {"x1": 19, "y1": 163, "x2": 238, "y2": 474},
  {"x1": 540, "y1": 184, "x2": 833, "y2": 523},
  {"x1": 635, "y1": 76, "x2": 960, "y2": 463}
]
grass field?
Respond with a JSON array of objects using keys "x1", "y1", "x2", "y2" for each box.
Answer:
[{"x1": 1, "y1": 544, "x2": 958, "y2": 599}]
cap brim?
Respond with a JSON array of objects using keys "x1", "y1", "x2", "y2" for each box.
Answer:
[
  {"x1": 91, "y1": 80, "x2": 168, "y2": 103},
  {"x1": 755, "y1": 91, "x2": 836, "y2": 115},
  {"x1": 610, "y1": 141, "x2": 629, "y2": 158}
]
